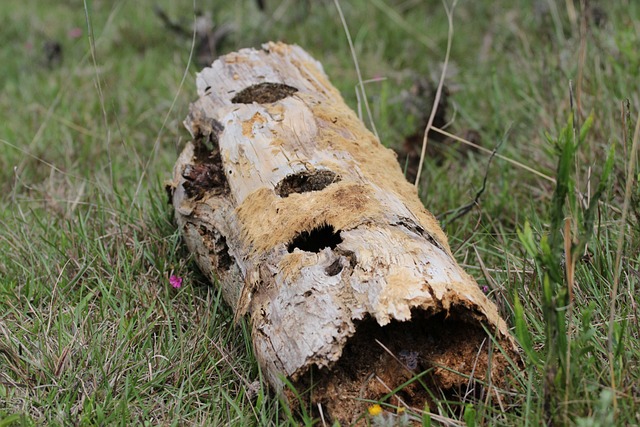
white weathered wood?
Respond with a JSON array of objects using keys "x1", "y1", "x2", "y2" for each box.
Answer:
[{"x1": 169, "y1": 42, "x2": 520, "y2": 422}]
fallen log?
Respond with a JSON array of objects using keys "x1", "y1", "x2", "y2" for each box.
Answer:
[{"x1": 168, "y1": 42, "x2": 521, "y2": 424}]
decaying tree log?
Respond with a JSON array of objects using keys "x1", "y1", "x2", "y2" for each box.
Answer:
[{"x1": 168, "y1": 42, "x2": 522, "y2": 424}]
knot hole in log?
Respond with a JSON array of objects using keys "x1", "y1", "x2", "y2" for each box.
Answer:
[
  {"x1": 275, "y1": 170, "x2": 341, "y2": 198},
  {"x1": 287, "y1": 224, "x2": 342, "y2": 254},
  {"x1": 193, "y1": 224, "x2": 234, "y2": 275},
  {"x1": 231, "y1": 82, "x2": 298, "y2": 104},
  {"x1": 182, "y1": 117, "x2": 229, "y2": 200}
]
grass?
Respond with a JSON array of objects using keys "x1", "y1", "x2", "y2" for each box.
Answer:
[{"x1": 1, "y1": 0, "x2": 639, "y2": 425}]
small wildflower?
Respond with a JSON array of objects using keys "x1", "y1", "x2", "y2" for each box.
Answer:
[
  {"x1": 368, "y1": 404, "x2": 382, "y2": 417},
  {"x1": 68, "y1": 27, "x2": 83, "y2": 39},
  {"x1": 482, "y1": 285, "x2": 489, "y2": 293},
  {"x1": 396, "y1": 407, "x2": 405, "y2": 414},
  {"x1": 169, "y1": 275, "x2": 183, "y2": 289}
]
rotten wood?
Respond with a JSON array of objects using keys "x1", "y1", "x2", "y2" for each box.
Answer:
[{"x1": 168, "y1": 42, "x2": 522, "y2": 424}]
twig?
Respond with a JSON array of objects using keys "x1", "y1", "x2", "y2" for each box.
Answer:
[
  {"x1": 431, "y1": 126, "x2": 556, "y2": 183},
  {"x1": 438, "y1": 130, "x2": 507, "y2": 227},
  {"x1": 154, "y1": 5, "x2": 191, "y2": 37},
  {"x1": 432, "y1": 125, "x2": 623, "y2": 216},
  {"x1": 318, "y1": 403, "x2": 327, "y2": 427}
]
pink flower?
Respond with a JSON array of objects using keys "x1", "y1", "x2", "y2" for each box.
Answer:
[
  {"x1": 169, "y1": 275, "x2": 183, "y2": 289},
  {"x1": 68, "y1": 27, "x2": 83, "y2": 39},
  {"x1": 482, "y1": 285, "x2": 489, "y2": 294}
]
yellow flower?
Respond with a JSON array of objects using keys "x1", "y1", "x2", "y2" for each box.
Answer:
[
  {"x1": 368, "y1": 404, "x2": 383, "y2": 417},
  {"x1": 396, "y1": 406, "x2": 405, "y2": 414}
]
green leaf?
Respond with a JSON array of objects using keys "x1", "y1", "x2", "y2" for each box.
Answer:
[
  {"x1": 583, "y1": 144, "x2": 615, "y2": 232},
  {"x1": 463, "y1": 404, "x2": 477, "y2": 427},
  {"x1": 422, "y1": 411, "x2": 432, "y2": 427},
  {"x1": 514, "y1": 294, "x2": 542, "y2": 367},
  {"x1": 578, "y1": 112, "x2": 595, "y2": 147},
  {"x1": 0, "y1": 414, "x2": 24, "y2": 427},
  {"x1": 517, "y1": 221, "x2": 538, "y2": 258}
]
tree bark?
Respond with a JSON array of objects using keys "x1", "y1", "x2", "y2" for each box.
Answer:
[{"x1": 168, "y1": 42, "x2": 521, "y2": 424}]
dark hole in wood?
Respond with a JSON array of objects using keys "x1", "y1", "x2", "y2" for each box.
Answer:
[
  {"x1": 215, "y1": 234, "x2": 233, "y2": 271},
  {"x1": 231, "y1": 82, "x2": 298, "y2": 104},
  {"x1": 276, "y1": 170, "x2": 340, "y2": 198},
  {"x1": 198, "y1": 225, "x2": 233, "y2": 273},
  {"x1": 218, "y1": 236, "x2": 233, "y2": 271},
  {"x1": 288, "y1": 224, "x2": 342, "y2": 253},
  {"x1": 290, "y1": 309, "x2": 515, "y2": 425},
  {"x1": 182, "y1": 118, "x2": 229, "y2": 200},
  {"x1": 325, "y1": 259, "x2": 343, "y2": 276},
  {"x1": 190, "y1": 116, "x2": 225, "y2": 151},
  {"x1": 336, "y1": 249, "x2": 357, "y2": 269}
]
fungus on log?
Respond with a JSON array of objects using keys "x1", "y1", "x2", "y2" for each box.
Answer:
[{"x1": 168, "y1": 42, "x2": 522, "y2": 424}]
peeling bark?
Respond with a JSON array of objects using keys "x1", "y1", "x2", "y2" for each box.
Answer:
[{"x1": 168, "y1": 42, "x2": 522, "y2": 424}]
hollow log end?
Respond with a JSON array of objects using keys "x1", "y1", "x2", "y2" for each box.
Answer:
[{"x1": 286, "y1": 308, "x2": 522, "y2": 424}]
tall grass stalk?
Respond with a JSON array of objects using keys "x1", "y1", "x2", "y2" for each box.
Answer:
[
  {"x1": 516, "y1": 110, "x2": 614, "y2": 424},
  {"x1": 414, "y1": 0, "x2": 456, "y2": 187},
  {"x1": 333, "y1": 0, "x2": 379, "y2": 140},
  {"x1": 608, "y1": 110, "x2": 640, "y2": 407}
]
